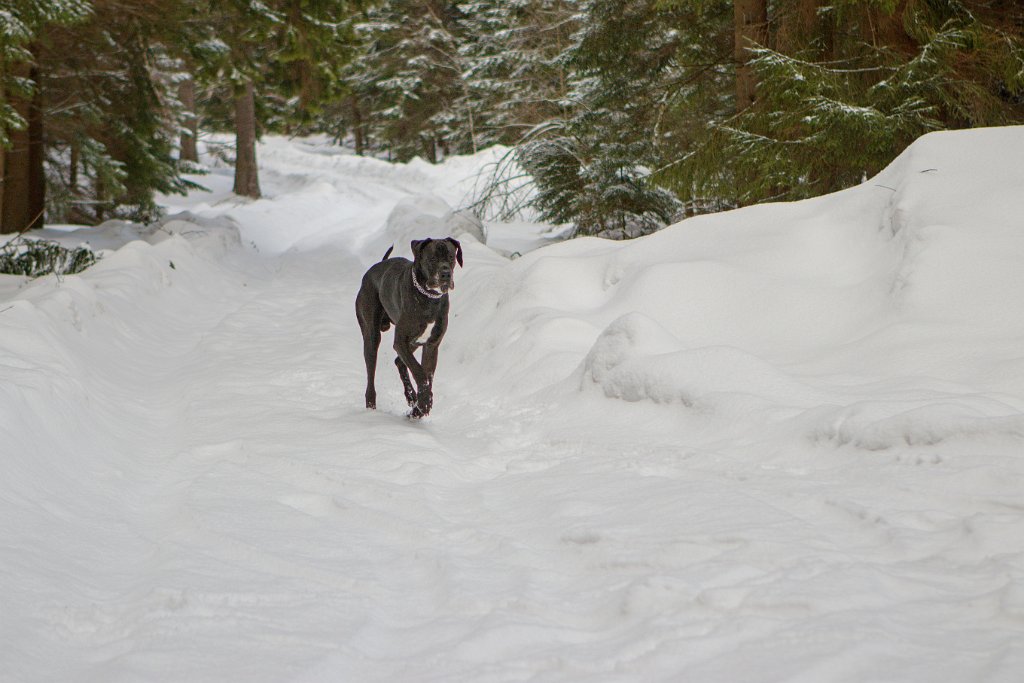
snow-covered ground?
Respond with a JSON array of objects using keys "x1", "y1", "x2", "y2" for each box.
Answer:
[{"x1": 3, "y1": 129, "x2": 1024, "y2": 681}]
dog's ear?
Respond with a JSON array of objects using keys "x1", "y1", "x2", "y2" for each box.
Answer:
[
  {"x1": 410, "y1": 238, "x2": 432, "y2": 259},
  {"x1": 446, "y1": 237, "x2": 463, "y2": 267}
]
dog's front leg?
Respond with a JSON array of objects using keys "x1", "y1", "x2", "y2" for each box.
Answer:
[
  {"x1": 421, "y1": 342, "x2": 439, "y2": 383},
  {"x1": 413, "y1": 342, "x2": 443, "y2": 417},
  {"x1": 394, "y1": 356, "x2": 417, "y2": 406},
  {"x1": 393, "y1": 335, "x2": 432, "y2": 418}
]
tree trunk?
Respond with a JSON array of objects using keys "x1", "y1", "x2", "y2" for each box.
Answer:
[
  {"x1": 94, "y1": 174, "x2": 104, "y2": 223},
  {"x1": 26, "y1": 61, "x2": 44, "y2": 227},
  {"x1": 864, "y1": 1, "x2": 915, "y2": 54},
  {"x1": 1, "y1": 59, "x2": 45, "y2": 233},
  {"x1": 351, "y1": 95, "x2": 364, "y2": 156},
  {"x1": 287, "y1": 0, "x2": 318, "y2": 117},
  {"x1": 233, "y1": 80, "x2": 261, "y2": 199},
  {"x1": 69, "y1": 138, "x2": 78, "y2": 191},
  {"x1": 179, "y1": 77, "x2": 199, "y2": 163},
  {"x1": 776, "y1": 0, "x2": 821, "y2": 53},
  {"x1": 0, "y1": 56, "x2": 4, "y2": 222},
  {"x1": 0, "y1": 138, "x2": 5, "y2": 226},
  {"x1": 297, "y1": 61, "x2": 318, "y2": 115},
  {"x1": 67, "y1": 138, "x2": 91, "y2": 224},
  {"x1": 734, "y1": 0, "x2": 768, "y2": 112},
  {"x1": 422, "y1": 136, "x2": 436, "y2": 164}
]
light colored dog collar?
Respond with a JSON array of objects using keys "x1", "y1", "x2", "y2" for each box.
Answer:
[{"x1": 412, "y1": 269, "x2": 445, "y2": 299}]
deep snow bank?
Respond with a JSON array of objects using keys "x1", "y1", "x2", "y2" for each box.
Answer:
[
  {"x1": 445, "y1": 126, "x2": 1024, "y2": 450},
  {"x1": 0, "y1": 216, "x2": 248, "y2": 485},
  {"x1": 0, "y1": 217, "x2": 270, "y2": 676}
]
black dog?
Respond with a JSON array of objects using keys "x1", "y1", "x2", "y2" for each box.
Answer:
[{"x1": 356, "y1": 237, "x2": 463, "y2": 418}]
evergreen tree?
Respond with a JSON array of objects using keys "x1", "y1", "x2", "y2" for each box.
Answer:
[
  {"x1": 195, "y1": 0, "x2": 364, "y2": 196},
  {"x1": 0, "y1": 0, "x2": 92, "y2": 146},
  {"x1": 5, "y1": 0, "x2": 1020, "y2": 237},
  {"x1": 194, "y1": 0, "x2": 283, "y2": 198},
  {"x1": 43, "y1": 0, "x2": 199, "y2": 222},
  {"x1": 352, "y1": 0, "x2": 466, "y2": 162},
  {"x1": 269, "y1": 0, "x2": 362, "y2": 131},
  {"x1": 668, "y1": 0, "x2": 1024, "y2": 207},
  {"x1": 517, "y1": 0, "x2": 731, "y2": 237},
  {"x1": 1, "y1": 0, "x2": 91, "y2": 232},
  {"x1": 457, "y1": 0, "x2": 578, "y2": 148}
]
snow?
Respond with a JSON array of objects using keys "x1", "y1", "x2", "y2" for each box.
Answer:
[{"x1": 4, "y1": 127, "x2": 1024, "y2": 681}]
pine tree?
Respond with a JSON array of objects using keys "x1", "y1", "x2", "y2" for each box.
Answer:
[
  {"x1": 668, "y1": 0, "x2": 1024, "y2": 207},
  {"x1": 457, "y1": 0, "x2": 578, "y2": 148},
  {"x1": 1, "y1": 1, "x2": 218, "y2": 227},
  {"x1": 352, "y1": 0, "x2": 466, "y2": 162},
  {"x1": 517, "y1": 0, "x2": 731, "y2": 237},
  {"x1": 195, "y1": 0, "x2": 284, "y2": 199},
  {"x1": 43, "y1": 1, "x2": 200, "y2": 223},
  {"x1": 271, "y1": 0, "x2": 360, "y2": 130},
  {"x1": 195, "y1": 0, "x2": 364, "y2": 196},
  {"x1": 0, "y1": 0, "x2": 92, "y2": 146},
  {"x1": 1, "y1": 0, "x2": 91, "y2": 232}
]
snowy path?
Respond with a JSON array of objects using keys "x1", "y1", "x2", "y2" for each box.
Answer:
[{"x1": 5, "y1": 132, "x2": 1024, "y2": 681}]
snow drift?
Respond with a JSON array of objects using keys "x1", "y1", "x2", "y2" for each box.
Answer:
[
  {"x1": 2, "y1": 128, "x2": 1024, "y2": 681},
  {"x1": 447, "y1": 127, "x2": 1024, "y2": 452}
]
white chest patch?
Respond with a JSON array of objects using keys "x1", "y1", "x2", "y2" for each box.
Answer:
[{"x1": 416, "y1": 322, "x2": 435, "y2": 344}]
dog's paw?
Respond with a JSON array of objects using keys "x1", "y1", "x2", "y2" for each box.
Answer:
[{"x1": 408, "y1": 406, "x2": 425, "y2": 420}]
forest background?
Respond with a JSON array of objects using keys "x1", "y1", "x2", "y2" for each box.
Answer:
[{"x1": 2, "y1": 0, "x2": 1022, "y2": 239}]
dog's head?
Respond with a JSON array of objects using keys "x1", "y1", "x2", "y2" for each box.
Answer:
[{"x1": 411, "y1": 237, "x2": 463, "y2": 294}]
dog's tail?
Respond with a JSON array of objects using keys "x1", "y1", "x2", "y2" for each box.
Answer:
[{"x1": 382, "y1": 245, "x2": 394, "y2": 261}]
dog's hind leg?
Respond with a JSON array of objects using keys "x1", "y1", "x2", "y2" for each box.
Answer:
[
  {"x1": 394, "y1": 357, "x2": 417, "y2": 406},
  {"x1": 361, "y1": 329, "x2": 381, "y2": 409},
  {"x1": 356, "y1": 292, "x2": 384, "y2": 410}
]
